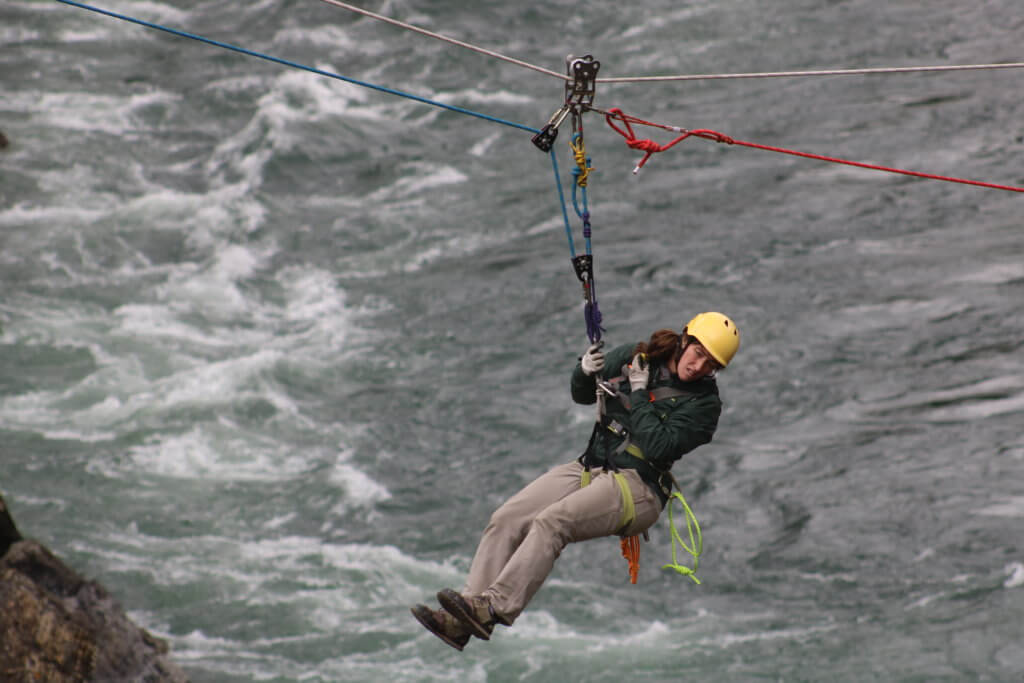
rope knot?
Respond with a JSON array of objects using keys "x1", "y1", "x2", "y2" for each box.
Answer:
[
  {"x1": 569, "y1": 134, "x2": 593, "y2": 187},
  {"x1": 626, "y1": 138, "x2": 665, "y2": 153},
  {"x1": 605, "y1": 107, "x2": 702, "y2": 173},
  {"x1": 693, "y1": 129, "x2": 735, "y2": 145}
]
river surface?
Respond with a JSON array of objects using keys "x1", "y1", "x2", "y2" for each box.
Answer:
[{"x1": 3, "y1": 1, "x2": 1023, "y2": 681}]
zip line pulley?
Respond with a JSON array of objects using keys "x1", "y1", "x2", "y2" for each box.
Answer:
[{"x1": 531, "y1": 54, "x2": 601, "y2": 152}]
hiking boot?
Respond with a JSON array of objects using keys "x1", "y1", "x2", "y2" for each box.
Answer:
[
  {"x1": 436, "y1": 588, "x2": 506, "y2": 640},
  {"x1": 410, "y1": 604, "x2": 472, "y2": 651}
]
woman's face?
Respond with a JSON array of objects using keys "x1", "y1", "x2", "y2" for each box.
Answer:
[{"x1": 676, "y1": 342, "x2": 722, "y2": 382}]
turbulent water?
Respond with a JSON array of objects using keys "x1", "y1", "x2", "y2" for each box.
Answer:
[{"x1": 3, "y1": 0, "x2": 1024, "y2": 681}]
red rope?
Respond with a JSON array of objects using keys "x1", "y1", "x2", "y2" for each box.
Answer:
[{"x1": 604, "y1": 107, "x2": 1024, "y2": 193}]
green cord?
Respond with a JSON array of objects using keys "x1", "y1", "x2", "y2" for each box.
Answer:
[{"x1": 662, "y1": 491, "x2": 703, "y2": 584}]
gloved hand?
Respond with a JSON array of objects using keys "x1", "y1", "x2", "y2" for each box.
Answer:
[
  {"x1": 628, "y1": 353, "x2": 649, "y2": 391},
  {"x1": 581, "y1": 342, "x2": 605, "y2": 376}
]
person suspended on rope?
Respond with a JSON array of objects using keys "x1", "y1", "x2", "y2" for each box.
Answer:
[{"x1": 411, "y1": 311, "x2": 740, "y2": 651}]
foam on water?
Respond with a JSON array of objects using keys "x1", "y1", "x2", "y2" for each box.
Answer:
[
  {"x1": 70, "y1": 529, "x2": 479, "y2": 680},
  {"x1": 432, "y1": 88, "x2": 534, "y2": 107},
  {"x1": 468, "y1": 131, "x2": 502, "y2": 157},
  {"x1": 0, "y1": 203, "x2": 108, "y2": 231},
  {"x1": 204, "y1": 68, "x2": 386, "y2": 189},
  {"x1": 137, "y1": 348, "x2": 284, "y2": 410},
  {"x1": 731, "y1": 433, "x2": 809, "y2": 471},
  {"x1": 1005, "y1": 563, "x2": 1024, "y2": 589},
  {"x1": 114, "y1": 303, "x2": 240, "y2": 350},
  {"x1": 88, "y1": 0, "x2": 189, "y2": 25},
  {"x1": 1, "y1": 237, "x2": 371, "y2": 479},
  {"x1": 695, "y1": 620, "x2": 838, "y2": 650},
  {"x1": 155, "y1": 243, "x2": 272, "y2": 320},
  {"x1": 864, "y1": 374, "x2": 1024, "y2": 422},
  {"x1": 123, "y1": 257, "x2": 347, "y2": 347},
  {"x1": 329, "y1": 449, "x2": 392, "y2": 508},
  {"x1": 365, "y1": 161, "x2": 468, "y2": 202},
  {"x1": 276, "y1": 266, "x2": 363, "y2": 351},
  {"x1": 975, "y1": 496, "x2": 1024, "y2": 518},
  {"x1": 13, "y1": 90, "x2": 180, "y2": 136},
  {"x1": 619, "y1": 3, "x2": 717, "y2": 41},
  {"x1": 126, "y1": 422, "x2": 305, "y2": 481},
  {"x1": 46, "y1": 0, "x2": 186, "y2": 46},
  {"x1": 1, "y1": 25, "x2": 39, "y2": 42},
  {"x1": 272, "y1": 25, "x2": 362, "y2": 52},
  {"x1": 76, "y1": 526, "x2": 441, "y2": 603},
  {"x1": 951, "y1": 261, "x2": 1024, "y2": 285},
  {"x1": 806, "y1": 295, "x2": 970, "y2": 340}
]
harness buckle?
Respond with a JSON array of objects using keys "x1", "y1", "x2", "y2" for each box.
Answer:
[{"x1": 604, "y1": 417, "x2": 628, "y2": 439}]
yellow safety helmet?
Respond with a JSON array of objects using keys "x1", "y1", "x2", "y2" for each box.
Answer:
[{"x1": 684, "y1": 312, "x2": 740, "y2": 368}]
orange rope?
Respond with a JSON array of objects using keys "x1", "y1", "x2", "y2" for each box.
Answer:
[{"x1": 620, "y1": 535, "x2": 641, "y2": 584}]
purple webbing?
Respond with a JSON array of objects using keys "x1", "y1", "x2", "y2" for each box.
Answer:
[{"x1": 585, "y1": 300, "x2": 604, "y2": 343}]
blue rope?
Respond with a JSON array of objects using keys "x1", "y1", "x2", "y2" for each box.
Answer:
[
  {"x1": 55, "y1": 0, "x2": 540, "y2": 136},
  {"x1": 58, "y1": 0, "x2": 603, "y2": 340},
  {"x1": 552, "y1": 140, "x2": 604, "y2": 343},
  {"x1": 549, "y1": 149, "x2": 578, "y2": 260},
  {"x1": 570, "y1": 153, "x2": 592, "y2": 253}
]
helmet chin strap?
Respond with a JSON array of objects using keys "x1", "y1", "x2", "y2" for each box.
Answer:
[{"x1": 670, "y1": 336, "x2": 688, "y2": 377}]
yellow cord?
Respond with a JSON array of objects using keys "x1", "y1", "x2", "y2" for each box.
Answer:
[
  {"x1": 578, "y1": 466, "x2": 703, "y2": 585},
  {"x1": 569, "y1": 135, "x2": 593, "y2": 187},
  {"x1": 662, "y1": 491, "x2": 703, "y2": 584}
]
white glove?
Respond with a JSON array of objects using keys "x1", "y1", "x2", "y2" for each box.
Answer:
[
  {"x1": 628, "y1": 353, "x2": 649, "y2": 391},
  {"x1": 581, "y1": 342, "x2": 605, "y2": 376}
]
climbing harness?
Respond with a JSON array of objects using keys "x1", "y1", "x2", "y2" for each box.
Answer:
[
  {"x1": 578, "y1": 464, "x2": 644, "y2": 584},
  {"x1": 579, "y1": 362, "x2": 705, "y2": 584}
]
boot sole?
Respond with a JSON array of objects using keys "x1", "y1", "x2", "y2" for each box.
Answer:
[
  {"x1": 410, "y1": 604, "x2": 469, "y2": 651},
  {"x1": 436, "y1": 588, "x2": 492, "y2": 640}
]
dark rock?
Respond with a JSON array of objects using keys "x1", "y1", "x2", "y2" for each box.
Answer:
[
  {"x1": 0, "y1": 495, "x2": 189, "y2": 682},
  {"x1": 0, "y1": 495, "x2": 22, "y2": 557}
]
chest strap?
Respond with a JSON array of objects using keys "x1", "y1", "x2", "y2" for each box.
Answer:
[{"x1": 600, "y1": 365, "x2": 695, "y2": 412}]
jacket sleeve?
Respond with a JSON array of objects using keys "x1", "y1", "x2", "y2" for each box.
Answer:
[
  {"x1": 627, "y1": 390, "x2": 722, "y2": 469},
  {"x1": 570, "y1": 362, "x2": 597, "y2": 404}
]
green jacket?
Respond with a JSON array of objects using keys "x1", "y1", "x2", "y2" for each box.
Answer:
[{"x1": 571, "y1": 342, "x2": 722, "y2": 505}]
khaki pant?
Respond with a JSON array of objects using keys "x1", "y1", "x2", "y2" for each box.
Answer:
[{"x1": 462, "y1": 461, "x2": 661, "y2": 623}]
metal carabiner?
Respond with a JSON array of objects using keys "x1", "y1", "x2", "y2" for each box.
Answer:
[{"x1": 531, "y1": 103, "x2": 573, "y2": 151}]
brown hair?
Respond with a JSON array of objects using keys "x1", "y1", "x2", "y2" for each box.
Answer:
[{"x1": 633, "y1": 329, "x2": 685, "y2": 367}]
